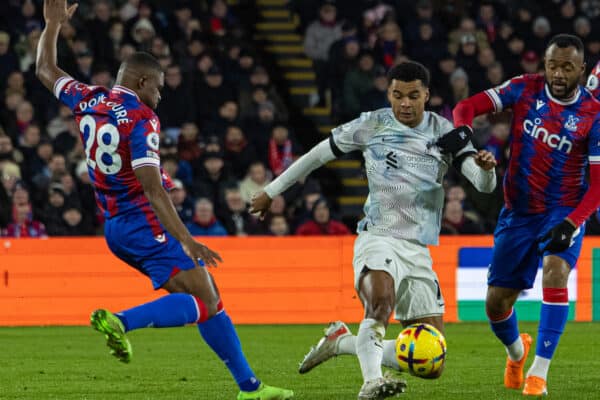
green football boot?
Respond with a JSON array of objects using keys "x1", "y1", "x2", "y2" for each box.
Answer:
[
  {"x1": 90, "y1": 309, "x2": 132, "y2": 363},
  {"x1": 237, "y1": 383, "x2": 294, "y2": 400}
]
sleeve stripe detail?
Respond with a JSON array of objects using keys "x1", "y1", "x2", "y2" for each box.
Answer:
[
  {"x1": 132, "y1": 157, "x2": 160, "y2": 169},
  {"x1": 590, "y1": 155, "x2": 600, "y2": 163},
  {"x1": 53, "y1": 76, "x2": 74, "y2": 99},
  {"x1": 329, "y1": 134, "x2": 345, "y2": 157},
  {"x1": 484, "y1": 89, "x2": 502, "y2": 112}
]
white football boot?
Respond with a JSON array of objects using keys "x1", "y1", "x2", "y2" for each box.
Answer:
[{"x1": 298, "y1": 321, "x2": 351, "y2": 374}]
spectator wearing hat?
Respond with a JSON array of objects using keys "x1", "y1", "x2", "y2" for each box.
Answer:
[
  {"x1": 342, "y1": 50, "x2": 377, "y2": 119},
  {"x1": 520, "y1": 50, "x2": 540, "y2": 74},
  {"x1": 73, "y1": 48, "x2": 94, "y2": 84},
  {"x1": 155, "y1": 64, "x2": 196, "y2": 131},
  {"x1": 239, "y1": 66, "x2": 288, "y2": 122},
  {"x1": 361, "y1": 65, "x2": 390, "y2": 111},
  {"x1": 186, "y1": 197, "x2": 228, "y2": 236},
  {"x1": 169, "y1": 179, "x2": 194, "y2": 224},
  {"x1": 192, "y1": 150, "x2": 235, "y2": 207},
  {"x1": 223, "y1": 125, "x2": 257, "y2": 179},
  {"x1": 43, "y1": 182, "x2": 68, "y2": 235},
  {"x1": 195, "y1": 65, "x2": 236, "y2": 125},
  {"x1": 0, "y1": 31, "x2": 19, "y2": 85},
  {"x1": 448, "y1": 17, "x2": 489, "y2": 55},
  {"x1": 295, "y1": 197, "x2": 350, "y2": 235},
  {"x1": 529, "y1": 16, "x2": 552, "y2": 56},
  {"x1": 303, "y1": 0, "x2": 343, "y2": 106},
  {"x1": 218, "y1": 186, "x2": 258, "y2": 236},
  {"x1": 449, "y1": 67, "x2": 470, "y2": 107},
  {"x1": 239, "y1": 161, "x2": 271, "y2": 204}
]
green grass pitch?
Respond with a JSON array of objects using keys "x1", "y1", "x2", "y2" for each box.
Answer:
[{"x1": 1, "y1": 322, "x2": 599, "y2": 399}]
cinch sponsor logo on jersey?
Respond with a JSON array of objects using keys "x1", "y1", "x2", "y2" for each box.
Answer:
[{"x1": 522, "y1": 118, "x2": 573, "y2": 153}]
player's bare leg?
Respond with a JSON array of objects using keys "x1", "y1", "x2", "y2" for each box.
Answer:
[
  {"x1": 486, "y1": 286, "x2": 532, "y2": 389},
  {"x1": 164, "y1": 267, "x2": 293, "y2": 400},
  {"x1": 356, "y1": 268, "x2": 406, "y2": 399},
  {"x1": 524, "y1": 255, "x2": 570, "y2": 396}
]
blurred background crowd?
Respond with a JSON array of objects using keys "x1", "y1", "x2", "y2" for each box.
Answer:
[{"x1": 1, "y1": 0, "x2": 600, "y2": 238}]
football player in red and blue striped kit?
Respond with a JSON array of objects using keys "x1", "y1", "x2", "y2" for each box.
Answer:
[
  {"x1": 35, "y1": 1, "x2": 292, "y2": 399},
  {"x1": 453, "y1": 34, "x2": 600, "y2": 396}
]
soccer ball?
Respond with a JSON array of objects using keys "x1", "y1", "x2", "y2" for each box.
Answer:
[{"x1": 395, "y1": 323, "x2": 447, "y2": 377}]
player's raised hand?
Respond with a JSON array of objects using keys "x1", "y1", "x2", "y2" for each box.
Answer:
[
  {"x1": 43, "y1": 0, "x2": 78, "y2": 24},
  {"x1": 182, "y1": 239, "x2": 223, "y2": 268},
  {"x1": 249, "y1": 191, "x2": 272, "y2": 220},
  {"x1": 474, "y1": 150, "x2": 497, "y2": 170}
]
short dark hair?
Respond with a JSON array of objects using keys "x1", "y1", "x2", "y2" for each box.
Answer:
[
  {"x1": 547, "y1": 34, "x2": 584, "y2": 54},
  {"x1": 123, "y1": 52, "x2": 162, "y2": 73},
  {"x1": 387, "y1": 61, "x2": 430, "y2": 87}
]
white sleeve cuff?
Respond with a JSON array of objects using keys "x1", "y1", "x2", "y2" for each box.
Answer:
[
  {"x1": 589, "y1": 155, "x2": 600, "y2": 164},
  {"x1": 53, "y1": 76, "x2": 74, "y2": 99},
  {"x1": 264, "y1": 139, "x2": 336, "y2": 198},
  {"x1": 132, "y1": 157, "x2": 160, "y2": 169}
]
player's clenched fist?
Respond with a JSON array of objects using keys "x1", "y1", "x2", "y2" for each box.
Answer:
[
  {"x1": 43, "y1": 0, "x2": 78, "y2": 24},
  {"x1": 473, "y1": 150, "x2": 497, "y2": 171},
  {"x1": 249, "y1": 191, "x2": 272, "y2": 220},
  {"x1": 181, "y1": 239, "x2": 223, "y2": 268}
]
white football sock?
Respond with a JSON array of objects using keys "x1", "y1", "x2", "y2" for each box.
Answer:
[
  {"x1": 336, "y1": 334, "x2": 356, "y2": 355},
  {"x1": 356, "y1": 318, "x2": 385, "y2": 382},
  {"x1": 382, "y1": 340, "x2": 401, "y2": 371},
  {"x1": 506, "y1": 335, "x2": 524, "y2": 361},
  {"x1": 527, "y1": 356, "x2": 551, "y2": 380}
]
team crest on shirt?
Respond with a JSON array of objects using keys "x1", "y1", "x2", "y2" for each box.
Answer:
[
  {"x1": 146, "y1": 132, "x2": 160, "y2": 150},
  {"x1": 564, "y1": 115, "x2": 579, "y2": 132}
]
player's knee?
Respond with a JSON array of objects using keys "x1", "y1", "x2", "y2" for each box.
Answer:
[
  {"x1": 364, "y1": 296, "x2": 394, "y2": 323},
  {"x1": 192, "y1": 295, "x2": 223, "y2": 322},
  {"x1": 485, "y1": 290, "x2": 513, "y2": 316}
]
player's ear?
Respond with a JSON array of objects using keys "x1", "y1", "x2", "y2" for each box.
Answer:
[
  {"x1": 138, "y1": 76, "x2": 147, "y2": 90},
  {"x1": 423, "y1": 87, "x2": 430, "y2": 103}
]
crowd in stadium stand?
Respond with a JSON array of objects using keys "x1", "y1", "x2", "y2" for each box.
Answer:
[{"x1": 1, "y1": 0, "x2": 600, "y2": 237}]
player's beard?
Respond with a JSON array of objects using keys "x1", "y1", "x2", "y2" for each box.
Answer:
[{"x1": 548, "y1": 79, "x2": 579, "y2": 100}]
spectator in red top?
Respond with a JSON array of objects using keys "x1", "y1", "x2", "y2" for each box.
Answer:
[
  {"x1": 268, "y1": 125, "x2": 296, "y2": 177},
  {"x1": 2, "y1": 201, "x2": 47, "y2": 238},
  {"x1": 295, "y1": 197, "x2": 350, "y2": 235}
]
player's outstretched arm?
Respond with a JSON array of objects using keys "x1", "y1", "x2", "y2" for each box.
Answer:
[
  {"x1": 452, "y1": 91, "x2": 496, "y2": 128},
  {"x1": 135, "y1": 166, "x2": 222, "y2": 267},
  {"x1": 35, "y1": 0, "x2": 78, "y2": 93},
  {"x1": 249, "y1": 138, "x2": 337, "y2": 219}
]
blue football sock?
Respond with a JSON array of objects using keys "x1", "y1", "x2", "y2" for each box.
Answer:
[
  {"x1": 198, "y1": 311, "x2": 260, "y2": 392},
  {"x1": 489, "y1": 307, "x2": 520, "y2": 346},
  {"x1": 536, "y1": 288, "x2": 569, "y2": 359},
  {"x1": 116, "y1": 293, "x2": 199, "y2": 331}
]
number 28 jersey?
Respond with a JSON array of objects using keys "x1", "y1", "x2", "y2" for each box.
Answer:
[{"x1": 54, "y1": 77, "x2": 173, "y2": 225}]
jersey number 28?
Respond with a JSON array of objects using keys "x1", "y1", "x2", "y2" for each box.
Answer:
[{"x1": 80, "y1": 115, "x2": 123, "y2": 175}]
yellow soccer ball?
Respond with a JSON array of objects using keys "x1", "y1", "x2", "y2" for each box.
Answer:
[{"x1": 395, "y1": 323, "x2": 447, "y2": 377}]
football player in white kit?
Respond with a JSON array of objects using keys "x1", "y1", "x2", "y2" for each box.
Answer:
[{"x1": 251, "y1": 61, "x2": 497, "y2": 399}]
